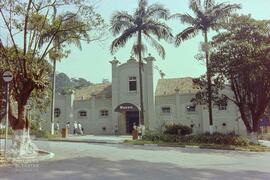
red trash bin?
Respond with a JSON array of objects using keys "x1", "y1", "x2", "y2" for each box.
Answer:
[
  {"x1": 132, "y1": 130, "x2": 138, "y2": 140},
  {"x1": 61, "y1": 128, "x2": 68, "y2": 138}
]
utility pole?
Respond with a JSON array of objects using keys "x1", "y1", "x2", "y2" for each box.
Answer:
[{"x1": 50, "y1": 59, "x2": 56, "y2": 135}]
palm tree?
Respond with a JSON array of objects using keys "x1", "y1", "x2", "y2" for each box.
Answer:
[
  {"x1": 110, "y1": 0, "x2": 172, "y2": 125},
  {"x1": 173, "y1": 0, "x2": 240, "y2": 133},
  {"x1": 40, "y1": 12, "x2": 89, "y2": 134}
]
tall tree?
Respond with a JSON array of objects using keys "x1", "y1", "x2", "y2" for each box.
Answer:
[
  {"x1": 39, "y1": 9, "x2": 101, "y2": 134},
  {"x1": 210, "y1": 15, "x2": 270, "y2": 142},
  {"x1": 110, "y1": 0, "x2": 172, "y2": 125},
  {"x1": 0, "y1": 0, "x2": 105, "y2": 157},
  {"x1": 172, "y1": 0, "x2": 240, "y2": 133}
]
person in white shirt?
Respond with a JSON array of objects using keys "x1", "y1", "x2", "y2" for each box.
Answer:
[
  {"x1": 55, "y1": 121, "x2": 60, "y2": 132},
  {"x1": 73, "y1": 121, "x2": 78, "y2": 135},
  {"x1": 78, "y1": 122, "x2": 83, "y2": 135}
]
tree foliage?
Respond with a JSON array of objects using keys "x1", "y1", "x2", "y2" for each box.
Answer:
[
  {"x1": 0, "y1": 0, "x2": 105, "y2": 130},
  {"x1": 110, "y1": 0, "x2": 173, "y2": 59},
  {"x1": 110, "y1": 0, "x2": 172, "y2": 124},
  {"x1": 210, "y1": 15, "x2": 270, "y2": 133},
  {"x1": 172, "y1": 0, "x2": 240, "y2": 129},
  {"x1": 172, "y1": 0, "x2": 240, "y2": 46}
]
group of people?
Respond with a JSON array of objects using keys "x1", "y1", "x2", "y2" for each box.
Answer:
[{"x1": 65, "y1": 121, "x2": 84, "y2": 135}]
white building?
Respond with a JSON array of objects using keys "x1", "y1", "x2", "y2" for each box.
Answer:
[{"x1": 43, "y1": 55, "x2": 247, "y2": 135}]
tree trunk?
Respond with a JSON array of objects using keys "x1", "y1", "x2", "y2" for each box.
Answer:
[
  {"x1": 204, "y1": 30, "x2": 213, "y2": 134},
  {"x1": 248, "y1": 131, "x2": 259, "y2": 144},
  {"x1": 10, "y1": 129, "x2": 38, "y2": 158},
  {"x1": 9, "y1": 91, "x2": 38, "y2": 158},
  {"x1": 15, "y1": 103, "x2": 27, "y2": 130},
  {"x1": 138, "y1": 30, "x2": 144, "y2": 125},
  {"x1": 238, "y1": 104, "x2": 252, "y2": 133}
]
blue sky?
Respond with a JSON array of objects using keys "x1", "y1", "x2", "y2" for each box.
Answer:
[{"x1": 56, "y1": 0, "x2": 270, "y2": 85}]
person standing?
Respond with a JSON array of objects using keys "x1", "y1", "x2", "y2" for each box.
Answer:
[
  {"x1": 78, "y1": 122, "x2": 83, "y2": 135},
  {"x1": 73, "y1": 121, "x2": 78, "y2": 135},
  {"x1": 66, "y1": 122, "x2": 70, "y2": 128},
  {"x1": 114, "y1": 125, "x2": 118, "y2": 136},
  {"x1": 55, "y1": 121, "x2": 60, "y2": 132}
]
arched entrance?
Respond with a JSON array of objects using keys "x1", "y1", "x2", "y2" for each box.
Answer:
[{"x1": 114, "y1": 103, "x2": 140, "y2": 134}]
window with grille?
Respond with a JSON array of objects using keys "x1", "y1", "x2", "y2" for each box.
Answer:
[
  {"x1": 79, "y1": 110, "x2": 87, "y2": 117},
  {"x1": 218, "y1": 104, "x2": 227, "y2": 111},
  {"x1": 128, "y1": 76, "x2": 137, "y2": 92},
  {"x1": 100, "y1": 110, "x2": 109, "y2": 117},
  {"x1": 161, "y1": 107, "x2": 171, "y2": 114},
  {"x1": 186, "y1": 105, "x2": 196, "y2": 112},
  {"x1": 54, "y1": 108, "x2": 61, "y2": 117}
]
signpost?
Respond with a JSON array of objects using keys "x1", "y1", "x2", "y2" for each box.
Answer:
[{"x1": 2, "y1": 71, "x2": 13, "y2": 158}]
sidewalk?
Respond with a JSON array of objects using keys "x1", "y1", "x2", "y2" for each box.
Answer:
[
  {"x1": 48, "y1": 135, "x2": 132, "y2": 144},
  {"x1": 259, "y1": 140, "x2": 270, "y2": 147}
]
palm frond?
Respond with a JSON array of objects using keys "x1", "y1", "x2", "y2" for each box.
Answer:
[
  {"x1": 204, "y1": 0, "x2": 215, "y2": 10},
  {"x1": 144, "y1": 20, "x2": 173, "y2": 42},
  {"x1": 134, "y1": 0, "x2": 147, "y2": 18},
  {"x1": 110, "y1": 27, "x2": 138, "y2": 54},
  {"x1": 175, "y1": 26, "x2": 199, "y2": 46},
  {"x1": 180, "y1": 13, "x2": 198, "y2": 26},
  {"x1": 146, "y1": 3, "x2": 170, "y2": 20},
  {"x1": 143, "y1": 31, "x2": 165, "y2": 59},
  {"x1": 208, "y1": 3, "x2": 240, "y2": 27},
  {"x1": 138, "y1": 0, "x2": 147, "y2": 11},
  {"x1": 110, "y1": 20, "x2": 134, "y2": 36},
  {"x1": 190, "y1": 0, "x2": 202, "y2": 13},
  {"x1": 169, "y1": 13, "x2": 182, "y2": 20},
  {"x1": 110, "y1": 11, "x2": 135, "y2": 38},
  {"x1": 189, "y1": 0, "x2": 205, "y2": 21},
  {"x1": 212, "y1": 3, "x2": 240, "y2": 18},
  {"x1": 111, "y1": 11, "x2": 135, "y2": 24}
]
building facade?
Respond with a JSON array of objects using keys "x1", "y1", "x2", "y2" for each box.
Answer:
[{"x1": 43, "y1": 55, "x2": 247, "y2": 135}]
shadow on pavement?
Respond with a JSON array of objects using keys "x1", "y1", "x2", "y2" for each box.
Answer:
[{"x1": 0, "y1": 156, "x2": 269, "y2": 180}]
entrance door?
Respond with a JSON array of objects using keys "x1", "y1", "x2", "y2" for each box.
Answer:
[{"x1": 126, "y1": 111, "x2": 139, "y2": 134}]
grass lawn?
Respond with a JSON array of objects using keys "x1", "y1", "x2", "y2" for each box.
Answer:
[{"x1": 124, "y1": 139, "x2": 270, "y2": 152}]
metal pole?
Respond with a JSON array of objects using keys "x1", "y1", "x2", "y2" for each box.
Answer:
[
  {"x1": 50, "y1": 59, "x2": 56, "y2": 135},
  {"x1": 4, "y1": 83, "x2": 9, "y2": 158}
]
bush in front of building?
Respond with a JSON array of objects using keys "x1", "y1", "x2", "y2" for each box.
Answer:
[
  {"x1": 179, "y1": 132, "x2": 250, "y2": 146},
  {"x1": 164, "y1": 124, "x2": 193, "y2": 136},
  {"x1": 142, "y1": 131, "x2": 164, "y2": 142},
  {"x1": 142, "y1": 131, "x2": 250, "y2": 146}
]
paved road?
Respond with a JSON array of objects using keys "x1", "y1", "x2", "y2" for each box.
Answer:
[{"x1": 0, "y1": 140, "x2": 270, "y2": 180}]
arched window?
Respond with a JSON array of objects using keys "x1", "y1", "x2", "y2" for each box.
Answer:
[
  {"x1": 54, "y1": 108, "x2": 61, "y2": 118},
  {"x1": 78, "y1": 110, "x2": 87, "y2": 117}
]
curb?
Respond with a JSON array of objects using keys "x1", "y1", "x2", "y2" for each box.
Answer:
[
  {"x1": 6, "y1": 149, "x2": 55, "y2": 164},
  {"x1": 36, "y1": 138, "x2": 124, "y2": 145}
]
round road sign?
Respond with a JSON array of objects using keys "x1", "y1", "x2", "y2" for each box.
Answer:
[{"x1": 2, "y1": 71, "x2": 13, "y2": 82}]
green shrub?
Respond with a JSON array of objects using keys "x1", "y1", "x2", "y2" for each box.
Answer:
[
  {"x1": 164, "y1": 124, "x2": 192, "y2": 136},
  {"x1": 178, "y1": 133, "x2": 250, "y2": 146},
  {"x1": 143, "y1": 130, "x2": 249, "y2": 146},
  {"x1": 142, "y1": 131, "x2": 164, "y2": 142}
]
